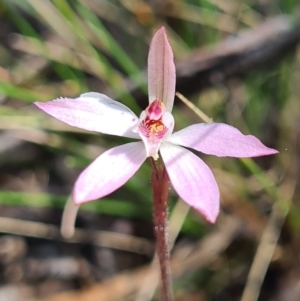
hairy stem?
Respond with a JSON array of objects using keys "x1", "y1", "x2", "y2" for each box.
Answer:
[{"x1": 151, "y1": 159, "x2": 174, "y2": 301}]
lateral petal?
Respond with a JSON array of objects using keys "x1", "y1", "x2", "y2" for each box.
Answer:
[
  {"x1": 160, "y1": 142, "x2": 220, "y2": 223},
  {"x1": 167, "y1": 123, "x2": 278, "y2": 157},
  {"x1": 35, "y1": 92, "x2": 140, "y2": 138},
  {"x1": 148, "y1": 27, "x2": 176, "y2": 112},
  {"x1": 73, "y1": 142, "x2": 146, "y2": 204}
]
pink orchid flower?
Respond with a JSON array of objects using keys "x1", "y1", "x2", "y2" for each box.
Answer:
[{"x1": 35, "y1": 27, "x2": 277, "y2": 223}]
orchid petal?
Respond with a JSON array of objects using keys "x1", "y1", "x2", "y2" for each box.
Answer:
[
  {"x1": 148, "y1": 27, "x2": 176, "y2": 112},
  {"x1": 167, "y1": 123, "x2": 278, "y2": 157},
  {"x1": 73, "y1": 142, "x2": 146, "y2": 204},
  {"x1": 35, "y1": 92, "x2": 140, "y2": 139},
  {"x1": 160, "y1": 142, "x2": 219, "y2": 223}
]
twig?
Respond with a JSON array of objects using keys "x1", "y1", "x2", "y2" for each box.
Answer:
[
  {"x1": 240, "y1": 204, "x2": 288, "y2": 301},
  {"x1": 175, "y1": 92, "x2": 213, "y2": 123},
  {"x1": 0, "y1": 216, "x2": 153, "y2": 256}
]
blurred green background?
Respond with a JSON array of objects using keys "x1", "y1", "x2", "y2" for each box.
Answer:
[{"x1": 0, "y1": 1, "x2": 299, "y2": 301}]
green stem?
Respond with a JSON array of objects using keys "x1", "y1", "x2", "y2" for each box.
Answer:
[{"x1": 151, "y1": 158, "x2": 174, "y2": 301}]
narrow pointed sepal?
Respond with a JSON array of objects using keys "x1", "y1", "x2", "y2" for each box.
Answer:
[
  {"x1": 148, "y1": 27, "x2": 176, "y2": 112},
  {"x1": 167, "y1": 123, "x2": 278, "y2": 158},
  {"x1": 160, "y1": 142, "x2": 220, "y2": 223},
  {"x1": 35, "y1": 92, "x2": 139, "y2": 139},
  {"x1": 73, "y1": 142, "x2": 147, "y2": 204}
]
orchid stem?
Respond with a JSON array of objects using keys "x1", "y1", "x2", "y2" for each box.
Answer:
[{"x1": 151, "y1": 158, "x2": 174, "y2": 301}]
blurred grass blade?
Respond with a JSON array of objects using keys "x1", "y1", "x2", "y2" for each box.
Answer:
[{"x1": 0, "y1": 190, "x2": 151, "y2": 219}]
